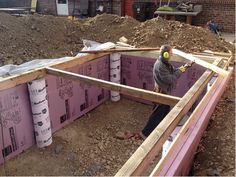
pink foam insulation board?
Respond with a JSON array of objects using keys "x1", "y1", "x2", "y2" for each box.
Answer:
[
  {"x1": 0, "y1": 84, "x2": 35, "y2": 164},
  {"x1": 46, "y1": 56, "x2": 110, "y2": 132},
  {"x1": 121, "y1": 55, "x2": 206, "y2": 105},
  {"x1": 159, "y1": 68, "x2": 233, "y2": 176},
  {"x1": 0, "y1": 54, "x2": 209, "y2": 166},
  {"x1": 0, "y1": 56, "x2": 110, "y2": 165}
]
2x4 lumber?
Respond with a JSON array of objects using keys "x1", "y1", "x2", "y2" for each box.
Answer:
[
  {"x1": 45, "y1": 67, "x2": 181, "y2": 106},
  {"x1": 193, "y1": 51, "x2": 232, "y2": 57},
  {"x1": 78, "y1": 47, "x2": 161, "y2": 54},
  {"x1": 0, "y1": 69, "x2": 46, "y2": 91},
  {"x1": 0, "y1": 53, "x2": 107, "y2": 91},
  {"x1": 79, "y1": 47, "x2": 232, "y2": 58},
  {"x1": 80, "y1": 48, "x2": 229, "y2": 76},
  {"x1": 115, "y1": 59, "x2": 223, "y2": 176},
  {"x1": 173, "y1": 49, "x2": 229, "y2": 76},
  {"x1": 224, "y1": 55, "x2": 234, "y2": 70},
  {"x1": 150, "y1": 73, "x2": 225, "y2": 176}
]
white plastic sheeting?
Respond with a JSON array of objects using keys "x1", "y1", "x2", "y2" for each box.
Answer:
[
  {"x1": 0, "y1": 57, "x2": 73, "y2": 78},
  {"x1": 0, "y1": 40, "x2": 116, "y2": 78}
]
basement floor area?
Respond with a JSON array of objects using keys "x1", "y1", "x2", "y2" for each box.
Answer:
[{"x1": 0, "y1": 98, "x2": 154, "y2": 176}]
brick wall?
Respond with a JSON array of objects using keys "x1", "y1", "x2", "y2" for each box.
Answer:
[
  {"x1": 191, "y1": 1, "x2": 235, "y2": 32},
  {"x1": 68, "y1": 0, "x2": 79, "y2": 15},
  {"x1": 110, "y1": 0, "x2": 122, "y2": 16},
  {"x1": 146, "y1": 0, "x2": 235, "y2": 33},
  {"x1": 37, "y1": 0, "x2": 57, "y2": 15},
  {"x1": 88, "y1": 0, "x2": 122, "y2": 16}
]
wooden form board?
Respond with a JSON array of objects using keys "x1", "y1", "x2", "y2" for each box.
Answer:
[
  {"x1": 150, "y1": 73, "x2": 224, "y2": 176},
  {"x1": 0, "y1": 49, "x2": 231, "y2": 91},
  {"x1": 0, "y1": 53, "x2": 107, "y2": 91},
  {"x1": 79, "y1": 47, "x2": 230, "y2": 76},
  {"x1": 151, "y1": 67, "x2": 233, "y2": 176},
  {"x1": 46, "y1": 67, "x2": 180, "y2": 106},
  {"x1": 115, "y1": 59, "x2": 223, "y2": 176}
]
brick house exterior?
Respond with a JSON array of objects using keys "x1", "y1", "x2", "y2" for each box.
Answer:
[
  {"x1": 93, "y1": 0, "x2": 235, "y2": 33},
  {"x1": 0, "y1": 0, "x2": 234, "y2": 32},
  {"x1": 123, "y1": 0, "x2": 235, "y2": 33},
  {"x1": 190, "y1": 0, "x2": 235, "y2": 32}
]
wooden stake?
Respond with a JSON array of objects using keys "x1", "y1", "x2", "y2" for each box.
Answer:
[{"x1": 46, "y1": 67, "x2": 181, "y2": 106}]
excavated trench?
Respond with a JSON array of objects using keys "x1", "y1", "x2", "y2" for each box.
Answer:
[{"x1": 0, "y1": 13, "x2": 234, "y2": 176}]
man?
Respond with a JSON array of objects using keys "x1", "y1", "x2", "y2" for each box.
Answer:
[
  {"x1": 116, "y1": 45, "x2": 194, "y2": 140},
  {"x1": 140, "y1": 44, "x2": 193, "y2": 139},
  {"x1": 206, "y1": 20, "x2": 221, "y2": 36}
]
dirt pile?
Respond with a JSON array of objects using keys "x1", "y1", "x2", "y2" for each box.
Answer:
[
  {"x1": 0, "y1": 13, "x2": 234, "y2": 66},
  {"x1": 74, "y1": 14, "x2": 233, "y2": 52},
  {"x1": 0, "y1": 13, "x2": 83, "y2": 65},
  {"x1": 131, "y1": 17, "x2": 233, "y2": 52}
]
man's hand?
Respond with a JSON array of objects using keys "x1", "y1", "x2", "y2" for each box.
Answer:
[
  {"x1": 184, "y1": 61, "x2": 195, "y2": 68},
  {"x1": 179, "y1": 61, "x2": 195, "y2": 73}
]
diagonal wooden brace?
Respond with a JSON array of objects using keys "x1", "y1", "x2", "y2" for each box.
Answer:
[{"x1": 173, "y1": 49, "x2": 229, "y2": 76}]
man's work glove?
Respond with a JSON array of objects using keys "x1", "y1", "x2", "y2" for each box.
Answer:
[{"x1": 179, "y1": 61, "x2": 195, "y2": 73}]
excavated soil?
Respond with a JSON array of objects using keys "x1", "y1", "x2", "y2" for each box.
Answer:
[
  {"x1": 0, "y1": 13, "x2": 234, "y2": 66},
  {"x1": 0, "y1": 13, "x2": 235, "y2": 176}
]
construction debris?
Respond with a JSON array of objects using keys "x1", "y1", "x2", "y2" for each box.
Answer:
[{"x1": 176, "y1": 0, "x2": 194, "y2": 12}]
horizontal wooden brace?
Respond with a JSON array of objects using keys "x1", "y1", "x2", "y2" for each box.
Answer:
[{"x1": 45, "y1": 67, "x2": 181, "y2": 106}]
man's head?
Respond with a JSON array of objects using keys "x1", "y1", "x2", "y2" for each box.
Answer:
[{"x1": 160, "y1": 45, "x2": 172, "y2": 60}]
